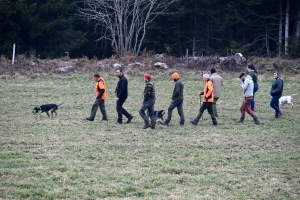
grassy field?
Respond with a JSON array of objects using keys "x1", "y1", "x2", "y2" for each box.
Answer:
[{"x1": 0, "y1": 69, "x2": 299, "y2": 199}]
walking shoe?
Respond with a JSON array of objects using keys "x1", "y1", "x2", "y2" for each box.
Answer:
[
  {"x1": 115, "y1": 121, "x2": 122, "y2": 124},
  {"x1": 142, "y1": 124, "x2": 150, "y2": 129},
  {"x1": 86, "y1": 117, "x2": 94, "y2": 121},
  {"x1": 278, "y1": 112, "x2": 283, "y2": 118},
  {"x1": 151, "y1": 126, "x2": 155, "y2": 129},
  {"x1": 127, "y1": 116, "x2": 133, "y2": 123},
  {"x1": 254, "y1": 120, "x2": 260, "y2": 125},
  {"x1": 212, "y1": 123, "x2": 218, "y2": 126},
  {"x1": 189, "y1": 120, "x2": 197, "y2": 125},
  {"x1": 236, "y1": 120, "x2": 243, "y2": 123}
]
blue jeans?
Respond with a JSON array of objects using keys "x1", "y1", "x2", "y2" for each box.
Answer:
[
  {"x1": 270, "y1": 95, "x2": 281, "y2": 117},
  {"x1": 251, "y1": 83, "x2": 258, "y2": 111}
]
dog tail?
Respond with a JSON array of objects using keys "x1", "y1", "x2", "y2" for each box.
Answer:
[
  {"x1": 58, "y1": 101, "x2": 65, "y2": 106},
  {"x1": 291, "y1": 94, "x2": 298, "y2": 97}
]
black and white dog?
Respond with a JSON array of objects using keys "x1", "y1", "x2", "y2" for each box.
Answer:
[
  {"x1": 147, "y1": 109, "x2": 165, "y2": 121},
  {"x1": 32, "y1": 102, "x2": 64, "y2": 118}
]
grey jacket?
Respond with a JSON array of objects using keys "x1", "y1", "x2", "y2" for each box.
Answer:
[
  {"x1": 210, "y1": 73, "x2": 223, "y2": 98},
  {"x1": 240, "y1": 75, "x2": 254, "y2": 97}
]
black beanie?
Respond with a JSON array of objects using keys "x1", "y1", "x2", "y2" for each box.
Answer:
[{"x1": 210, "y1": 68, "x2": 216, "y2": 74}]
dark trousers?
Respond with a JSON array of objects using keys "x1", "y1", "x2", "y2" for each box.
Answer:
[
  {"x1": 90, "y1": 98, "x2": 107, "y2": 120},
  {"x1": 212, "y1": 97, "x2": 219, "y2": 117},
  {"x1": 251, "y1": 83, "x2": 259, "y2": 110},
  {"x1": 240, "y1": 97, "x2": 258, "y2": 121},
  {"x1": 116, "y1": 98, "x2": 131, "y2": 123},
  {"x1": 193, "y1": 102, "x2": 217, "y2": 124},
  {"x1": 270, "y1": 95, "x2": 281, "y2": 117},
  {"x1": 165, "y1": 100, "x2": 185, "y2": 125},
  {"x1": 139, "y1": 99, "x2": 156, "y2": 127}
]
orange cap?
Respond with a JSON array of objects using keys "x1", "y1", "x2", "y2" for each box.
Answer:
[{"x1": 172, "y1": 72, "x2": 180, "y2": 80}]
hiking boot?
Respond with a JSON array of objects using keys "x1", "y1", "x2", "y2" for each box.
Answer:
[
  {"x1": 278, "y1": 112, "x2": 283, "y2": 118},
  {"x1": 189, "y1": 120, "x2": 197, "y2": 125},
  {"x1": 86, "y1": 117, "x2": 94, "y2": 121},
  {"x1": 151, "y1": 126, "x2": 155, "y2": 129},
  {"x1": 115, "y1": 121, "x2": 122, "y2": 124},
  {"x1": 254, "y1": 120, "x2": 260, "y2": 125},
  {"x1": 142, "y1": 124, "x2": 150, "y2": 129},
  {"x1": 212, "y1": 123, "x2": 218, "y2": 126},
  {"x1": 127, "y1": 116, "x2": 133, "y2": 123},
  {"x1": 236, "y1": 120, "x2": 243, "y2": 123}
]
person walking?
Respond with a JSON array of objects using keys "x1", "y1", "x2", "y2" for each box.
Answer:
[
  {"x1": 115, "y1": 68, "x2": 133, "y2": 124},
  {"x1": 161, "y1": 72, "x2": 185, "y2": 125},
  {"x1": 139, "y1": 74, "x2": 156, "y2": 129},
  {"x1": 247, "y1": 64, "x2": 258, "y2": 111},
  {"x1": 270, "y1": 71, "x2": 284, "y2": 118},
  {"x1": 86, "y1": 73, "x2": 108, "y2": 121},
  {"x1": 210, "y1": 68, "x2": 223, "y2": 117},
  {"x1": 190, "y1": 74, "x2": 218, "y2": 126},
  {"x1": 237, "y1": 73, "x2": 260, "y2": 125}
]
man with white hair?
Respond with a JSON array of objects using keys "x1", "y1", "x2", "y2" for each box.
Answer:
[{"x1": 190, "y1": 74, "x2": 218, "y2": 126}]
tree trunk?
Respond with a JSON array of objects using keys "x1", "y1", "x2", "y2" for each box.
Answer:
[
  {"x1": 279, "y1": 0, "x2": 283, "y2": 56},
  {"x1": 297, "y1": 11, "x2": 300, "y2": 38},
  {"x1": 284, "y1": 0, "x2": 290, "y2": 55}
]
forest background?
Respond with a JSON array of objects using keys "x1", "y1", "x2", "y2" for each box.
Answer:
[{"x1": 1, "y1": 0, "x2": 300, "y2": 60}]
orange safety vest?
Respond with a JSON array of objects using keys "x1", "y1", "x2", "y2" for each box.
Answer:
[
  {"x1": 203, "y1": 80, "x2": 214, "y2": 102},
  {"x1": 95, "y1": 77, "x2": 107, "y2": 100}
]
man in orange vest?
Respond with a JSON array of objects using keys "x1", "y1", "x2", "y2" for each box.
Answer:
[
  {"x1": 86, "y1": 73, "x2": 108, "y2": 121},
  {"x1": 190, "y1": 74, "x2": 218, "y2": 126}
]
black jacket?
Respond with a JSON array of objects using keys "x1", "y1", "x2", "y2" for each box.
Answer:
[
  {"x1": 115, "y1": 75, "x2": 128, "y2": 99},
  {"x1": 270, "y1": 78, "x2": 284, "y2": 96}
]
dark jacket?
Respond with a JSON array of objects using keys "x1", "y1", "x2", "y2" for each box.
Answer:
[
  {"x1": 172, "y1": 79, "x2": 184, "y2": 100},
  {"x1": 248, "y1": 70, "x2": 258, "y2": 84},
  {"x1": 270, "y1": 78, "x2": 284, "y2": 96},
  {"x1": 115, "y1": 75, "x2": 128, "y2": 99},
  {"x1": 144, "y1": 81, "x2": 155, "y2": 101}
]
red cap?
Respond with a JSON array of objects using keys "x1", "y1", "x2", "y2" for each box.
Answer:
[{"x1": 144, "y1": 73, "x2": 151, "y2": 79}]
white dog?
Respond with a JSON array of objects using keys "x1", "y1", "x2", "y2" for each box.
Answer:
[{"x1": 279, "y1": 94, "x2": 298, "y2": 107}]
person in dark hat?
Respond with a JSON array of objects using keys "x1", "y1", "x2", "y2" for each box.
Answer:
[
  {"x1": 139, "y1": 74, "x2": 156, "y2": 129},
  {"x1": 210, "y1": 68, "x2": 223, "y2": 117},
  {"x1": 86, "y1": 73, "x2": 108, "y2": 121}
]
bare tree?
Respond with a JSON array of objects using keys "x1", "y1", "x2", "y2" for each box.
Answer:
[
  {"x1": 77, "y1": 0, "x2": 175, "y2": 57},
  {"x1": 284, "y1": 0, "x2": 290, "y2": 55},
  {"x1": 279, "y1": 0, "x2": 283, "y2": 55}
]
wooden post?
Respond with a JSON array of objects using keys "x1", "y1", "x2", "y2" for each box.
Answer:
[{"x1": 186, "y1": 49, "x2": 189, "y2": 67}]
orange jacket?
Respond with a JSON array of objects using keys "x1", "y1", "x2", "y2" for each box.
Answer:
[
  {"x1": 95, "y1": 77, "x2": 107, "y2": 100},
  {"x1": 203, "y1": 80, "x2": 214, "y2": 102}
]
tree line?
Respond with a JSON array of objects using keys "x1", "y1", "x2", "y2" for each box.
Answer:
[{"x1": 0, "y1": 0, "x2": 299, "y2": 59}]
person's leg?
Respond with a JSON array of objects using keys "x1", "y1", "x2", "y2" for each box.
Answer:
[
  {"x1": 270, "y1": 95, "x2": 281, "y2": 117},
  {"x1": 245, "y1": 97, "x2": 259, "y2": 124},
  {"x1": 212, "y1": 98, "x2": 219, "y2": 117},
  {"x1": 119, "y1": 98, "x2": 133, "y2": 122},
  {"x1": 238, "y1": 99, "x2": 246, "y2": 122},
  {"x1": 191, "y1": 103, "x2": 207, "y2": 124},
  {"x1": 251, "y1": 84, "x2": 258, "y2": 111},
  {"x1": 116, "y1": 99, "x2": 125, "y2": 123},
  {"x1": 176, "y1": 100, "x2": 185, "y2": 125},
  {"x1": 163, "y1": 101, "x2": 177, "y2": 124},
  {"x1": 139, "y1": 100, "x2": 151, "y2": 128},
  {"x1": 88, "y1": 98, "x2": 100, "y2": 120},
  {"x1": 148, "y1": 100, "x2": 156, "y2": 128},
  {"x1": 99, "y1": 99, "x2": 107, "y2": 120},
  {"x1": 207, "y1": 102, "x2": 217, "y2": 125}
]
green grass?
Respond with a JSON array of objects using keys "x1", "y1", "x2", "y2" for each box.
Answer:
[{"x1": 0, "y1": 69, "x2": 299, "y2": 199}]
